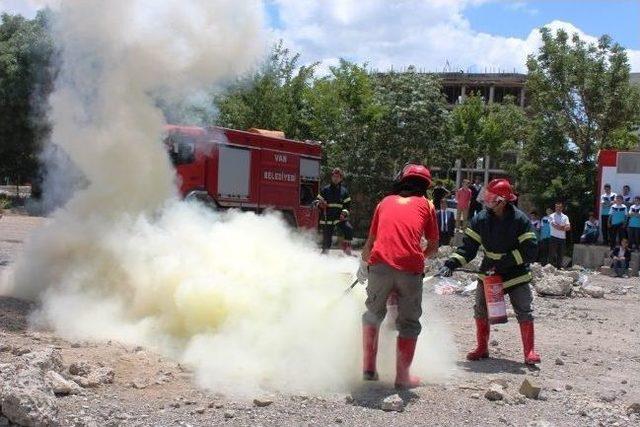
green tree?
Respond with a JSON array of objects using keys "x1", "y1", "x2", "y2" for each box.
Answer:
[
  {"x1": 449, "y1": 94, "x2": 484, "y2": 171},
  {"x1": 527, "y1": 28, "x2": 640, "y2": 163},
  {"x1": 517, "y1": 27, "x2": 640, "y2": 232},
  {"x1": 0, "y1": 11, "x2": 55, "y2": 189},
  {"x1": 215, "y1": 41, "x2": 317, "y2": 140},
  {"x1": 450, "y1": 94, "x2": 528, "y2": 177},
  {"x1": 373, "y1": 68, "x2": 452, "y2": 172},
  {"x1": 308, "y1": 60, "x2": 387, "y2": 234}
]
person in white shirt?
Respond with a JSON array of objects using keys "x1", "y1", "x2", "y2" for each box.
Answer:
[
  {"x1": 621, "y1": 185, "x2": 632, "y2": 206},
  {"x1": 600, "y1": 184, "x2": 616, "y2": 246},
  {"x1": 549, "y1": 201, "x2": 571, "y2": 269}
]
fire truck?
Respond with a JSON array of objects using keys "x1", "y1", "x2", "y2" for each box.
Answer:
[
  {"x1": 164, "y1": 125, "x2": 322, "y2": 229},
  {"x1": 596, "y1": 149, "x2": 640, "y2": 210}
]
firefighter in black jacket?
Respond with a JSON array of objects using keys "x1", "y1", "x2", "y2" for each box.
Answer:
[
  {"x1": 438, "y1": 179, "x2": 541, "y2": 365},
  {"x1": 316, "y1": 168, "x2": 354, "y2": 255}
]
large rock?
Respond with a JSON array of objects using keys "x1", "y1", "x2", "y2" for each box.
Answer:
[
  {"x1": 484, "y1": 385, "x2": 505, "y2": 402},
  {"x1": 84, "y1": 367, "x2": 114, "y2": 387},
  {"x1": 558, "y1": 269, "x2": 579, "y2": 282},
  {"x1": 44, "y1": 371, "x2": 82, "y2": 396},
  {"x1": 68, "y1": 361, "x2": 92, "y2": 377},
  {"x1": 0, "y1": 364, "x2": 60, "y2": 426},
  {"x1": 21, "y1": 348, "x2": 63, "y2": 373},
  {"x1": 627, "y1": 403, "x2": 640, "y2": 415},
  {"x1": 381, "y1": 394, "x2": 403, "y2": 412},
  {"x1": 0, "y1": 349, "x2": 65, "y2": 426},
  {"x1": 0, "y1": 385, "x2": 59, "y2": 427},
  {"x1": 534, "y1": 276, "x2": 573, "y2": 296},
  {"x1": 253, "y1": 398, "x2": 273, "y2": 407},
  {"x1": 519, "y1": 378, "x2": 541, "y2": 399},
  {"x1": 582, "y1": 285, "x2": 605, "y2": 299}
]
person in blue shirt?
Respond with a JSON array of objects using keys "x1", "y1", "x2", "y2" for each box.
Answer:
[
  {"x1": 608, "y1": 195, "x2": 628, "y2": 249},
  {"x1": 529, "y1": 211, "x2": 541, "y2": 238},
  {"x1": 628, "y1": 196, "x2": 640, "y2": 251},
  {"x1": 580, "y1": 212, "x2": 600, "y2": 244},
  {"x1": 538, "y1": 208, "x2": 552, "y2": 265},
  {"x1": 600, "y1": 184, "x2": 616, "y2": 246}
]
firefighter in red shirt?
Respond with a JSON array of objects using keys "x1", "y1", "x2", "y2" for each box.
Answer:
[{"x1": 360, "y1": 164, "x2": 439, "y2": 388}]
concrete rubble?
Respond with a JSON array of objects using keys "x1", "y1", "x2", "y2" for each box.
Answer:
[
  {"x1": 426, "y1": 248, "x2": 604, "y2": 300},
  {"x1": 0, "y1": 348, "x2": 63, "y2": 426},
  {"x1": 380, "y1": 394, "x2": 404, "y2": 412},
  {"x1": 519, "y1": 378, "x2": 541, "y2": 399},
  {"x1": 0, "y1": 347, "x2": 116, "y2": 426}
]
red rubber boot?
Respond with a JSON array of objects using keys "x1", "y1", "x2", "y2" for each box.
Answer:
[
  {"x1": 394, "y1": 337, "x2": 421, "y2": 389},
  {"x1": 519, "y1": 320, "x2": 541, "y2": 365},
  {"x1": 466, "y1": 318, "x2": 490, "y2": 361},
  {"x1": 362, "y1": 324, "x2": 379, "y2": 381}
]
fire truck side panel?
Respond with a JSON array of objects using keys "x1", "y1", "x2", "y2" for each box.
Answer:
[
  {"x1": 258, "y1": 149, "x2": 299, "y2": 209},
  {"x1": 217, "y1": 145, "x2": 252, "y2": 202}
]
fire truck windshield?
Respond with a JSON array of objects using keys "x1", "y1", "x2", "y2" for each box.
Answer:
[{"x1": 165, "y1": 133, "x2": 196, "y2": 165}]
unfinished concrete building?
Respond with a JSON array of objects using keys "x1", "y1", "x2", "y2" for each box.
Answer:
[{"x1": 439, "y1": 72, "x2": 527, "y2": 106}]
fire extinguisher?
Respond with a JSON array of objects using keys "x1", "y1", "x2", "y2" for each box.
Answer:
[{"x1": 483, "y1": 273, "x2": 508, "y2": 324}]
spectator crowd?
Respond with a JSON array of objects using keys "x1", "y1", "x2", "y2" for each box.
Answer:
[{"x1": 434, "y1": 179, "x2": 638, "y2": 278}]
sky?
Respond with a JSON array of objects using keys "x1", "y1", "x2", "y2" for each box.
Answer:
[{"x1": 2, "y1": 0, "x2": 639, "y2": 72}]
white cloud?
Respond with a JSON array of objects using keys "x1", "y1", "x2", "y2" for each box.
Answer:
[
  {"x1": 270, "y1": 0, "x2": 640, "y2": 73},
  {"x1": 3, "y1": 0, "x2": 639, "y2": 72},
  {"x1": 506, "y1": 1, "x2": 538, "y2": 16},
  {"x1": 0, "y1": 0, "x2": 52, "y2": 18}
]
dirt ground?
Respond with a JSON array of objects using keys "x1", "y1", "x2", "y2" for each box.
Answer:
[{"x1": 1, "y1": 213, "x2": 639, "y2": 427}]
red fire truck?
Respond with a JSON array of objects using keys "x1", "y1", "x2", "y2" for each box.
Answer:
[
  {"x1": 596, "y1": 149, "x2": 640, "y2": 211},
  {"x1": 164, "y1": 125, "x2": 322, "y2": 229}
]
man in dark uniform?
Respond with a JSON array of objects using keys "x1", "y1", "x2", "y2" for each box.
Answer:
[
  {"x1": 316, "y1": 168, "x2": 354, "y2": 255},
  {"x1": 438, "y1": 179, "x2": 541, "y2": 365},
  {"x1": 469, "y1": 175, "x2": 483, "y2": 218},
  {"x1": 431, "y1": 180, "x2": 450, "y2": 210}
]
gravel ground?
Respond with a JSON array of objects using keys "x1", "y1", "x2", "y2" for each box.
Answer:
[{"x1": 1, "y1": 213, "x2": 639, "y2": 426}]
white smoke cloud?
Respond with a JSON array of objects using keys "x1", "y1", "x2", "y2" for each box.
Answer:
[{"x1": 4, "y1": 0, "x2": 457, "y2": 395}]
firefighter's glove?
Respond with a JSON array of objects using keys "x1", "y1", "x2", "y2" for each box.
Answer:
[
  {"x1": 437, "y1": 265, "x2": 453, "y2": 277},
  {"x1": 313, "y1": 200, "x2": 327, "y2": 209}
]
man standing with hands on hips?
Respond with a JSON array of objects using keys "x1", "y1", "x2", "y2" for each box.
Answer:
[{"x1": 360, "y1": 164, "x2": 439, "y2": 389}]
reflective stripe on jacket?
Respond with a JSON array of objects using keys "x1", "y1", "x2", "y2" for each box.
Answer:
[
  {"x1": 317, "y1": 183, "x2": 351, "y2": 222},
  {"x1": 445, "y1": 204, "x2": 538, "y2": 288}
]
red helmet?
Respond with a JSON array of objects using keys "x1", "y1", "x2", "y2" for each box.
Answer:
[
  {"x1": 485, "y1": 179, "x2": 517, "y2": 202},
  {"x1": 401, "y1": 164, "x2": 432, "y2": 186}
]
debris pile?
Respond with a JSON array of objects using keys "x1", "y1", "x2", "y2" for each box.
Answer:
[
  {"x1": 0, "y1": 346, "x2": 114, "y2": 426},
  {"x1": 530, "y1": 263, "x2": 603, "y2": 298}
]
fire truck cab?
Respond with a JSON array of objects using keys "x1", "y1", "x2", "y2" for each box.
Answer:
[
  {"x1": 596, "y1": 149, "x2": 640, "y2": 210},
  {"x1": 164, "y1": 125, "x2": 322, "y2": 229}
]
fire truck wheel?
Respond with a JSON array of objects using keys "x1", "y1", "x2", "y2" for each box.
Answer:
[
  {"x1": 281, "y1": 211, "x2": 297, "y2": 228},
  {"x1": 185, "y1": 190, "x2": 217, "y2": 208}
]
